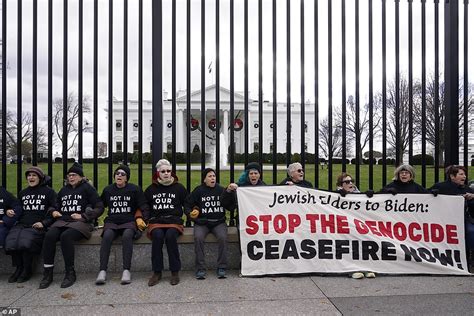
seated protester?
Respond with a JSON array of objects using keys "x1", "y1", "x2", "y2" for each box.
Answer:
[
  {"x1": 144, "y1": 159, "x2": 188, "y2": 286},
  {"x1": 430, "y1": 165, "x2": 474, "y2": 268},
  {"x1": 4, "y1": 167, "x2": 56, "y2": 284},
  {"x1": 380, "y1": 164, "x2": 428, "y2": 194},
  {"x1": 96, "y1": 165, "x2": 148, "y2": 286},
  {"x1": 39, "y1": 163, "x2": 104, "y2": 289},
  {"x1": 185, "y1": 168, "x2": 228, "y2": 280},
  {"x1": 336, "y1": 172, "x2": 376, "y2": 279},
  {"x1": 221, "y1": 162, "x2": 266, "y2": 213},
  {"x1": 280, "y1": 162, "x2": 313, "y2": 188},
  {"x1": 0, "y1": 187, "x2": 22, "y2": 249}
]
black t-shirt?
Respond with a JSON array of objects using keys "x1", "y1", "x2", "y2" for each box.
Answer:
[{"x1": 101, "y1": 183, "x2": 147, "y2": 225}]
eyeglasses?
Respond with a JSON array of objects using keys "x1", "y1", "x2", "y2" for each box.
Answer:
[
  {"x1": 160, "y1": 169, "x2": 172, "y2": 174},
  {"x1": 115, "y1": 171, "x2": 127, "y2": 177},
  {"x1": 297, "y1": 169, "x2": 304, "y2": 173},
  {"x1": 342, "y1": 180, "x2": 354, "y2": 184}
]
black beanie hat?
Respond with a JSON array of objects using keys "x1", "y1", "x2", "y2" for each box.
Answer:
[
  {"x1": 67, "y1": 162, "x2": 84, "y2": 177},
  {"x1": 25, "y1": 166, "x2": 45, "y2": 180},
  {"x1": 202, "y1": 168, "x2": 216, "y2": 182},
  {"x1": 115, "y1": 164, "x2": 131, "y2": 180},
  {"x1": 245, "y1": 162, "x2": 262, "y2": 174}
]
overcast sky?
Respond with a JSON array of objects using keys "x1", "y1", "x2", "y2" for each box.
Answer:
[{"x1": 1, "y1": 0, "x2": 473, "y2": 156}]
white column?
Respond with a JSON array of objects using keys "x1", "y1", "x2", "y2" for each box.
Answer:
[{"x1": 177, "y1": 109, "x2": 184, "y2": 152}]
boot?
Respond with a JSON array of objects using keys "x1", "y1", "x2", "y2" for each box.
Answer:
[
  {"x1": 60, "y1": 266, "x2": 76, "y2": 288},
  {"x1": 17, "y1": 267, "x2": 32, "y2": 283},
  {"x1": 170, "y1": 271, "x2": 180, "y2": 285},
  {"x1": 8, "y1": 266, "x2": 23, "y2": 283},
  {"x1": 147, "y1": 272, "x2": 161, "y2": 287},
  {"x1": 39, "y1": 267, "x2": 54, "y2": 289}
]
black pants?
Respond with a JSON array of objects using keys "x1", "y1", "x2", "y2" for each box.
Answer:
[
  {"x1": 100, "y1": 228, "x2": 134, "y2": 271},
  {"x1": 11, "y1": 251, "x2": 34, "y2": 270},
  {"x1": 151, "y1": 228, "x2": 181, "y2": 273},
  {"x1": 42, "y1": 227, "x2": 85, "y2": 268}
]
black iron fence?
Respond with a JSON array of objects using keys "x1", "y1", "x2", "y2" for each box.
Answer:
[{"x1": 0, "y1": 0, "x2": 472, "y2": 194}]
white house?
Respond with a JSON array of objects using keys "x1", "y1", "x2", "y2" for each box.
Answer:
[{"x1": 110, "y1": 84, "x2": 315, "y2": 155}]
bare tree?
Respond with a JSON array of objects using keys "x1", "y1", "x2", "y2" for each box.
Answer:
[
  {"x1": 319, "y1": 116, "x2": 346, "y2": 158},
  {"x1": 380, "y1": 76, "x2": 419, "y2": 163},
  {"x1": 336, "y1": 95, "x2": 382, "y2": 163},
  {"x1": 53, "y1": 93, "x2": 92, "y2": 152},
  {"x1": 5, "y1": 111, "x2": 47, "y2": 159},
  {"x1": 413, "y1": 74, "x2": 474, "y2": 165}
]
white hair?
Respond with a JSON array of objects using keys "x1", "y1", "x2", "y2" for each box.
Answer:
[{"x1": 155, "y1": 159, "x2": 172, "y2": 170}]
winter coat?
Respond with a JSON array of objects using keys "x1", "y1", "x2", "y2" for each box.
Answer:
[
  {"x1": 4, "y1": 177, "x2": 57, "y2": 253},
  {"x1": 280, "y1": 177, "x2": 313, "y2": 188},
  {"x1": 51, "y1": 179, "x2": 104, "y2": 239},
  {"x1": 0, "y1": 187, "x2": 22, "y2": 247},
  {"x1": 431, "y1": 179, "x2": 474, "y2": 218},
  {"x1": 380, "y1": 180, "x2": 428, "y2": 194}
]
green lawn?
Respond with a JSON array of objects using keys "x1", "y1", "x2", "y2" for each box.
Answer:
[{"x1": 2, "y1": 163, "x2": 473, "y2": 195}]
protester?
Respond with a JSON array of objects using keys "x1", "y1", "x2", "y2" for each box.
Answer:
[
  {"x1": 144, "y1": 159, "x2": 188, "y2": 286},
  {"x1": 4, "y1": 167, "x2": 56, "y2": 283},
  {"x1": 280, "y1": 162, "x2": 313, "y2": 188},
  {"x1": 336, "y1": 172, "x2": 376, "y2": 279},
  {"x1": 430, "y1": 165, "x2": 474, "y2": 271},
  {"x1": 96, "y1": 165, "x2": 148, "y2": 285},
  {"x1": 185, "y1": 168, "x2": 228, "y2": 280},
  {"x1": 221, "y1": 162, "x2": 266, "y2": 213},
  {"x1": 0, "y1": 187, "x2": 22, "y2": 249},
  {"x1": 39, "y1": 163, "x2": 104, "y2": 289},
  {"x1": 380, "y1": 164, "x2": 428, "y2": 194}
]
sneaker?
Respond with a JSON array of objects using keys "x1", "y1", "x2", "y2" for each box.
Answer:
[
  {"x1": 217, "y1": 268, "x2": 227, "y2": 279},
  {"x1": 351, "y1": 272, "x2": 364, "y2": 279},
  {"x1": 365, "y1": 272, "x2": 376, "y2": 278},
  {"x1": 95, "y1": 270, "x2": 107, "y2": 285},
  {"x1": 121, "y1": 270, "x2": 131, "y2": 285},
  {"x1": 195, "y1": 269, "x2": 206, "y2": 280}
]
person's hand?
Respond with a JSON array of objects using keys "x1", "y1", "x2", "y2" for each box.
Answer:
[
  {"x1": 227, "y1": 183, "x2": 238, "y2": 192},
  {"x1": 385, "y1": 188, "x2": 397, "y2": 195},
  {"x1": 136, "y1": 218, "x2": 147, "y2": 231},
  {"x1": 463, "y1": 192, "x2": 474, "y2": 200},
  {"x1": 190, "y1": 208, "x2": 200, "y2": 219},
  {"x1": 71, "y1": 213, "x2": 82, "y2": 220},
  {"x1": 365, "y1": 190, "x2": 374, "y2": 198},
  {"x1": 430, "y1": 189, "x2": 439, "y2": 197},
  {"x1": 286, "y1": 181, "x2": 294, "y2": 186},
  {"x1": 6, "y1": 209, "x2": 15, "y2": 217},
  {"x1": 32, "y1": 222, "x2": 44, "y2": 229},
  {"x1": 339, "y1": 190, "x2": 347, "y2": 197},
  {"x1": 52, "y1": 211, "x2": 62, "y2": 218}
]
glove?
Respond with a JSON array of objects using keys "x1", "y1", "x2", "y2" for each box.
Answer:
[
  {"x1": 136, "y1": 218, "x2": 147, "y2": 231},
  {"x1": 365, "y1": 190, "x2": 374, "y2": 198},
  {"x1": 190, "y1": 208, "x2": 200, "y2": 220},
  {"x1": 339, "y1": 190, "x2": 347, "y2": 197},
  {"x1": 430, "y1": 189, "x2": 439, "y2": 197}
]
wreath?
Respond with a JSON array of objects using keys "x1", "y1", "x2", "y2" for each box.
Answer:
[
  {"x1": 208, "y1": 118, "x2": 221, "y2": 131},
  {"x1": 190, "y1": 118, "x2": 199, "y2": 131},
  {"x1": 233, "y1": 118, "x2": 243, "y2": 131}
]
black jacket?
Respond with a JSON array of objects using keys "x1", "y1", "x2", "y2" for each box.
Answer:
[
  {"x1": 431, "y1": 179, "x2": 474, "y2": 218},
  {"x1": 380, "y1": 180, "x2": 428, "y2": 194},
  {"x1": 280, "y1": 177, "x2": 313, "y2": 188}
]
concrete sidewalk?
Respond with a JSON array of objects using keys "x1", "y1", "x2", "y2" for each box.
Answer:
[{"x1": 1, "y1": 271, "x2": 473, "y2": 315}]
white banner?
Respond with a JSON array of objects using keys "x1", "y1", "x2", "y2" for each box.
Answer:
[{"x1": 237, "y1": 186, "x2": 470, "y2": 276}]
